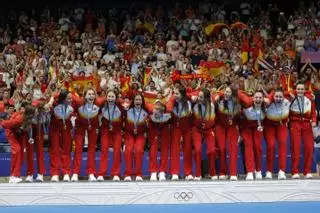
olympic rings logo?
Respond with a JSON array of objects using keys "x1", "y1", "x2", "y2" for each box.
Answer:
[{"x1": 174, "y1": 191, "x2": 194, "y2": 201}]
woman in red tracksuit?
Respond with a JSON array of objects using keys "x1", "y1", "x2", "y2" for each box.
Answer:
[
  {"x1": 240, "y1": 90, "x2": 266, "y2": 181},
  {"x1": 71, "y1": 87, "x2": 105, "y2": 182},
  {"x1": 124, "y1": 93, "x2": 149, "y2": 181},
  {"x1": 167, "y1": 87, "x2": 193, "y2": 181},
  {"x1": 97, "y1": 89, "x2": 123, "y2": 181},
  {"x1": 192, "y1": 88, "x2": 216, "y2": 180},
  {"x1": 289, "y1": 82, "x2": 317, "y2": 179},
  {"x1": 50, "y1": 89, "x2": 74, "y2": 182},
  {"x1": 1, "y1": 102, "x2": 36, "y2": 183},
  {"x1": 24, "y1": 99, "x2": 50, "y2": 182},
  {"x1": 264, "y1": 88, "x2": 290, "y2": 180},
  {"x1": 215, "y1": 87, "x2": 252, "y2": 181},
  {"x1": 147, "y1": 99, "x2": 171, "y2": 181}
]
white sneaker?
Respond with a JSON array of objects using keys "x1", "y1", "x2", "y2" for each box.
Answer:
[
  {"x1": 278, "y1": 170, "x2": 286, "y2": 180},
  {"x1": 88, "y1": 174, "x2": 96, "y2": 182},
  {"x1": 9, "y1": 176, "x2": 22, "y2": 184},
  {"x1": 292, "y1": 173, "x2": 300, "y2": 179},
  {"x1": 112, "y1": 176, "x2": 120, "y2": 181},
  {"x1": 255, "y1": 171, "x2": 262, "y2": 180},
  {"x1": 36, "y1": 174, "x2": 44, "y2": 182},
  {"x1": 230, "y1": 176, "x2": 238, "y2": 181},
  {"x1": 25, "y1": 175, "x2": 34, "y2": 182},
  {"x1": 211, "y1": 175, "x2": 218, "y2": 180},
  {"x1": 305, "y1": 173, "x2": 313, "y2": 179},
  {"x1": 97, "y1": 176, "x2": 104, "y2": 181},
  {"x1": 51, "y1": 175, "x2": 59, "y2": 182},
  {"x1": 158, "y1": 172, "x2": 166, "y2": 181},
  {"x1": 71, "y1": 174, "x2": 79, "y2": 182},
  {"x1": 124, "y1": 176, "x2": 132, "y2": 182},
  {"x1": 185, "y1": 175, "x2": 194, "y2": 181},
  {"x1": 63, "y1": 174, "x2": 70, "y2": 182},
  {"x1": 246, "y1": 172, "x2": 254, "y2": 181},
  {"x1": 194, "y1": 176, "x2": 201, "y2": 181},
  {"x1": 136, "y1": 176, "x2": 143, "y2": 181},
  {"x1": 219, "y1": 175, "x2": 227, "y2": 180},
  {"x1": 265, "y1": 171, "x2": 273, "y2": 179},
  {"x1": 171, "y1": 174, "x2": 179, "y2": 181},
  {"x1": 150, "y1": 172, "x2": 158, "y2": 181}
]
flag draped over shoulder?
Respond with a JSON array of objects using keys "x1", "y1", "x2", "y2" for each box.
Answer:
[
  {"x1": 70, "y1": 75, "x2": 99, "y2": 94},
  {"x1": 199, "y1": 60, "x2": 226, "y2": 77}
]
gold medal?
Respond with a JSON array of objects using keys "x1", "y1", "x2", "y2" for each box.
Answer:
[
  {"x1": 228, "y1": 119, "x2": 233, "y2": 125},
  {"x1": 257, "y1": 126, "x2": 264, "y2": 132},
  {"x1": 64, "y1": 125, "x2": 67, "y2": 130},
  {"x1": 109, "y1": 125, "x2": 113, "y2": 131}
]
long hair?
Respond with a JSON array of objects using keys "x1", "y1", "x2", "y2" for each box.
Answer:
[
  {"x1": 253, "y1": 90, "x2": 266, "y2": 113},
  {"x1": 174, "y1": 86, "x2": 189, "y2": 113},
  {"x1": 130, "y1": 93, "x2": 146, "y2": 109},
  {"x1": 223, "y1": 86, "x2": 241, "y2": 113},
  {"x1": 58, "y1": 89, "x2": 70, "y2": 105},
  {"x1": 83, "y1": 87, "x2": 96, "y2": 102},
  {"x1": 198, "y1": 88, "x2": 212, "y2": 117},
  {"x1": 21, "y1": 102, "x2": 36, "y2": 129}
]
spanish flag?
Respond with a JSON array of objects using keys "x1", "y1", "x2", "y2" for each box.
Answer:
[
  {"x1": 144, "y1": 67, "x2": 152, "y2": 86},
  {"x1": 69, "y1": 75, "x2": 99, "y2": 94},
  {"x1": 120, "y1": 75, "x2": 131, "y2": 94},
  {"x1": 199, "y1": 60, "x2": 226, "y2": 77},
  {"x1": 143, "y1": 91, "x2": 167, "y2": 105}
]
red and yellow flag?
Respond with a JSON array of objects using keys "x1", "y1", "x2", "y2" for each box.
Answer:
[
  {"x1": 144, "y1": 67, "x2": 152, "y2": 86},
  {"x1": 199, "y1": 60, "x2": 226, "y2": 77},
  {"x1": 70, "y1": 75, "x2": 99, "y2": 94}
]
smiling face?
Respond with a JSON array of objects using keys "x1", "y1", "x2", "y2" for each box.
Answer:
[
  {"x1": 85, "y1": 89, "x2": 96, "y2": 104},
  {"x1": 224, "y1": 87, "x2": 232, "y2": 100},
  {"x1": 198, "y1": 91, "x2": 205, "y2": 104},
  {"x1": 107, "y1": 91, "x2": 116, "y2": 104},
  {"x1": 296, "y1": 84, "x2": 305, "y2": 97},
  {"x1": 253, "y1": 92, "x2": 263, "y2": 106},
  {"x1": 274, "y1": 91, "x2": 284, "y2": 103},
  {"x1": 173, "y1": 88, "x2": 182, "y2": 101},
  {"x1": 134, "y1": 95, "x2": 143, "y2": 108}
]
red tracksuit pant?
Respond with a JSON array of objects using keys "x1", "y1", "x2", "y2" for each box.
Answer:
[
  {"x1": 290, "y1": 121, "x2": 314, "y2": 175},
  {"x1": 73, "y1": 126, "x2": 98, "y2": 175},
  {"x1": 240, "y1": 127, "x2": 263, "y2": 173},
  {"x1": 98, "y1": 128, "x2": 122, "y2": 176},
  {"x1": 192, "y1": 127, "x2": 216, "y2": 177},
  {"x1": 124, "y1": 133, "x2": 145, "y2": 177},
  {"x1": 264, "y1": 124, "x2": 287, "y2": 172},
  {"x1": 6, "y1": 130, "x2": 33, "y2": 177},
  {"x1": 215, "y1": 124, "x2": 239, "y2": 176},
  {"x1": 171, "y1": 127, "x2": 192, "y2": 176},
  {"x1": 50, "y1": 126, "x2": 72, "y2": 176},
  {"x1": 149, "y1": 126, "x2": 170, "y2": 173}
]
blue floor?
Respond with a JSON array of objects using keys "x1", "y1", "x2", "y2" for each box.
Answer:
[{"x1": 1, "y1": 202, "x2": 320, "y2": 213}]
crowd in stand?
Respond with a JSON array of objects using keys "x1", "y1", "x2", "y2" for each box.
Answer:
[{"x1": 1, "y1": 1, "x2": 320, "y2": 183}]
